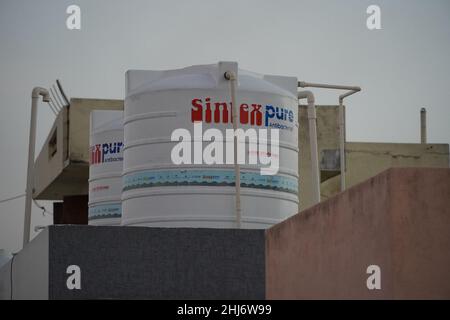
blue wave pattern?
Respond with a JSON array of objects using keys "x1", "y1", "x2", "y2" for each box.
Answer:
[
  {"x1": 123, "y1": 169, "x2": 298, "y2": 195},
  {"x1": 89, "y1": 203, "x2": 122, "y2": 220}
]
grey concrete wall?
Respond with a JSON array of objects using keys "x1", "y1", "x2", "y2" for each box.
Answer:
[
  {"x1": 49, "y1": 226, "x2": 265, "y2": 300},
  {"x1": 1, "y1": 226, "x2": 265, "y2": 300}
]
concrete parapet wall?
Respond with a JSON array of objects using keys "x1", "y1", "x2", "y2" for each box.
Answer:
[{"x1": 266, "y1": 167, "x2": 450, "y2": 299}]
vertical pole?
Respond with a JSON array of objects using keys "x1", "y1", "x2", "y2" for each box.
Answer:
[
  {"x1": 339, "y1": 99, "x2": 346, "y2": 191},
  {"x1": 308, "y1": 101, "x2": 321, "y2": 205},
  {"x1": 23, "y1": 97, "x2": 38, "y2": 247},
  {"x1": 299, "y1": 91, "x2": 320, "y2": 206},
  {"x1": 420, "y1": 108, "x2": 427, "y2": 144},
  {"x1": 225, "y1": 72, "x2": 241, "y2": 228},
  {"x1": 24, "y1": 88, "x2": 49, "y2": 247}
]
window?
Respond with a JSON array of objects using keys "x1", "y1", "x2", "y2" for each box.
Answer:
[{"x1": 49, "y1": 129, "x2": 57, "y2": 158}]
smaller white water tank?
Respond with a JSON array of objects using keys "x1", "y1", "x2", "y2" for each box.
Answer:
[{"x1": 88, "y1": 110, "x2": 124, "y2": 226}]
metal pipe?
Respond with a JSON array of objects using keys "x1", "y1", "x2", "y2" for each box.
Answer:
[
  {"x1": 49, "y1": 97, "x2": 61, "y2": 112},
  {"x1": 56, "y1": 79, "x2": 70, "y2": 107},
  {"x1": 420, "y1": 108, "x2": 427, "y2": 144},
  {"x1": 24, "y1": 87, "x2": 50, "y2": 247},
  {"x1": 52, "y1": 84, "x2": 66, "y2": 108},
  {"x1": 340, "y1": 89, "x2": 361, "y2": 99},
  {"x1": 47, "y1": 102, "x2": 58, "y2": 115},
  {"x1": 224, "y1": 71, "x2": 241, "y2": 228},
  {"x1": 337, "y1": 90, "x2": 359, "y2": 191},
  {"x1": 298, "y1": 91, "x2": 321, "y2": 205},
  {"x1": 299, "y1": 81, "x2": 361, "y2": 192},
  {"x1": 338, "y1": 97, "x2": 346, "y2": 192},
  {"x1": 49, "y1": 87, "x2": 62, "y2": 111},
  {"x1": 47, "y1": 93, "x2": 59, "y2": 113},
  {"x1": 299, "y1": 81, "x2": 361, "y2": 92}
]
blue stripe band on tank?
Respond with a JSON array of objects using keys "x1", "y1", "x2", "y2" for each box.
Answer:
[
  {"x1": 123, "y1": 169, "x2": 298, "y2": 195},
  {"x1": 88, "y1": 203, "x2": 122, "y2": 220}
]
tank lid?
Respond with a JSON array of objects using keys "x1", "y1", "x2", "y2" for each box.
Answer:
[{"x1": 126, "y1": 62, "x2": 298, "y2": 99}]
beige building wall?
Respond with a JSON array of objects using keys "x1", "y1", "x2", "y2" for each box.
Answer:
[
  {"x1": 299, "y1": 105, "x2": 449, "y2": 210},
  {"x1": 299, "y1": 105, "x2": 341, "y2": 210},
  {"x1": 68, "y1": 98, "x2": 124, "y2": 162},
  {"x1": 320, "y1": 143, "x2": 449, "y2": 202},
  {"x1": 33, "y1": 98, "x2": 123, "y2": 200}
]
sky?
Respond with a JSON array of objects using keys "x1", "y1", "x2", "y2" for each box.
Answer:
[{"x1": 0, "y1": 0, "x2": 449, "y2": 253}]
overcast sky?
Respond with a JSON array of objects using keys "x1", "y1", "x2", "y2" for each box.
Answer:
[{"x1": 1, "y1": 0, "x2": 449, "y2": 252}]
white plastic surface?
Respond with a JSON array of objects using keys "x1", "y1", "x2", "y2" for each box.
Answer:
[
  {"x1": 123, "y1": 62, "x2": 299, "y2": 228},
  {"x1": 88, "y1": 110, "x2": 124, "y2": 226}
]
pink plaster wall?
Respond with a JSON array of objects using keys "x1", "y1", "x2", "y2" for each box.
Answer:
[{"x1": 266, "y1": 168, "x2": 450, "y2": 299}]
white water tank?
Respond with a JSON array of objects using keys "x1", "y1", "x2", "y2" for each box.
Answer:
[
  {"x1": 88, "y1": 110, "x2": 124, "y2": 226},
  {"x1": 122, "y1": 61, "x2": 298, "y2": 228}
]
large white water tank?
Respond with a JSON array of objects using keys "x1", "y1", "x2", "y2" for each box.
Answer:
[
  {"x1": 122, "y1": 61, "x2": 298, "y2": 228},
  {"x1": 88, "y1": 110, "x2": 124, "y2": 226}
]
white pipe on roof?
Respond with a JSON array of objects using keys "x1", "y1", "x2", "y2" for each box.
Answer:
[
  {"x1": 298, "y1": 90, "x2": 321, "y2": 206},
  {"x1": 24, "y1": 87, "x2": 50, "y2": 247}
]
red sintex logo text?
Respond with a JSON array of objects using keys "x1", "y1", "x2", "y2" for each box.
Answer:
[
  {"x1": 90, "y1": 142, "x2": 124, "y2": 165},
  {"x1": 191, "y1": 97, "x2": 294, "y2": 130}
]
